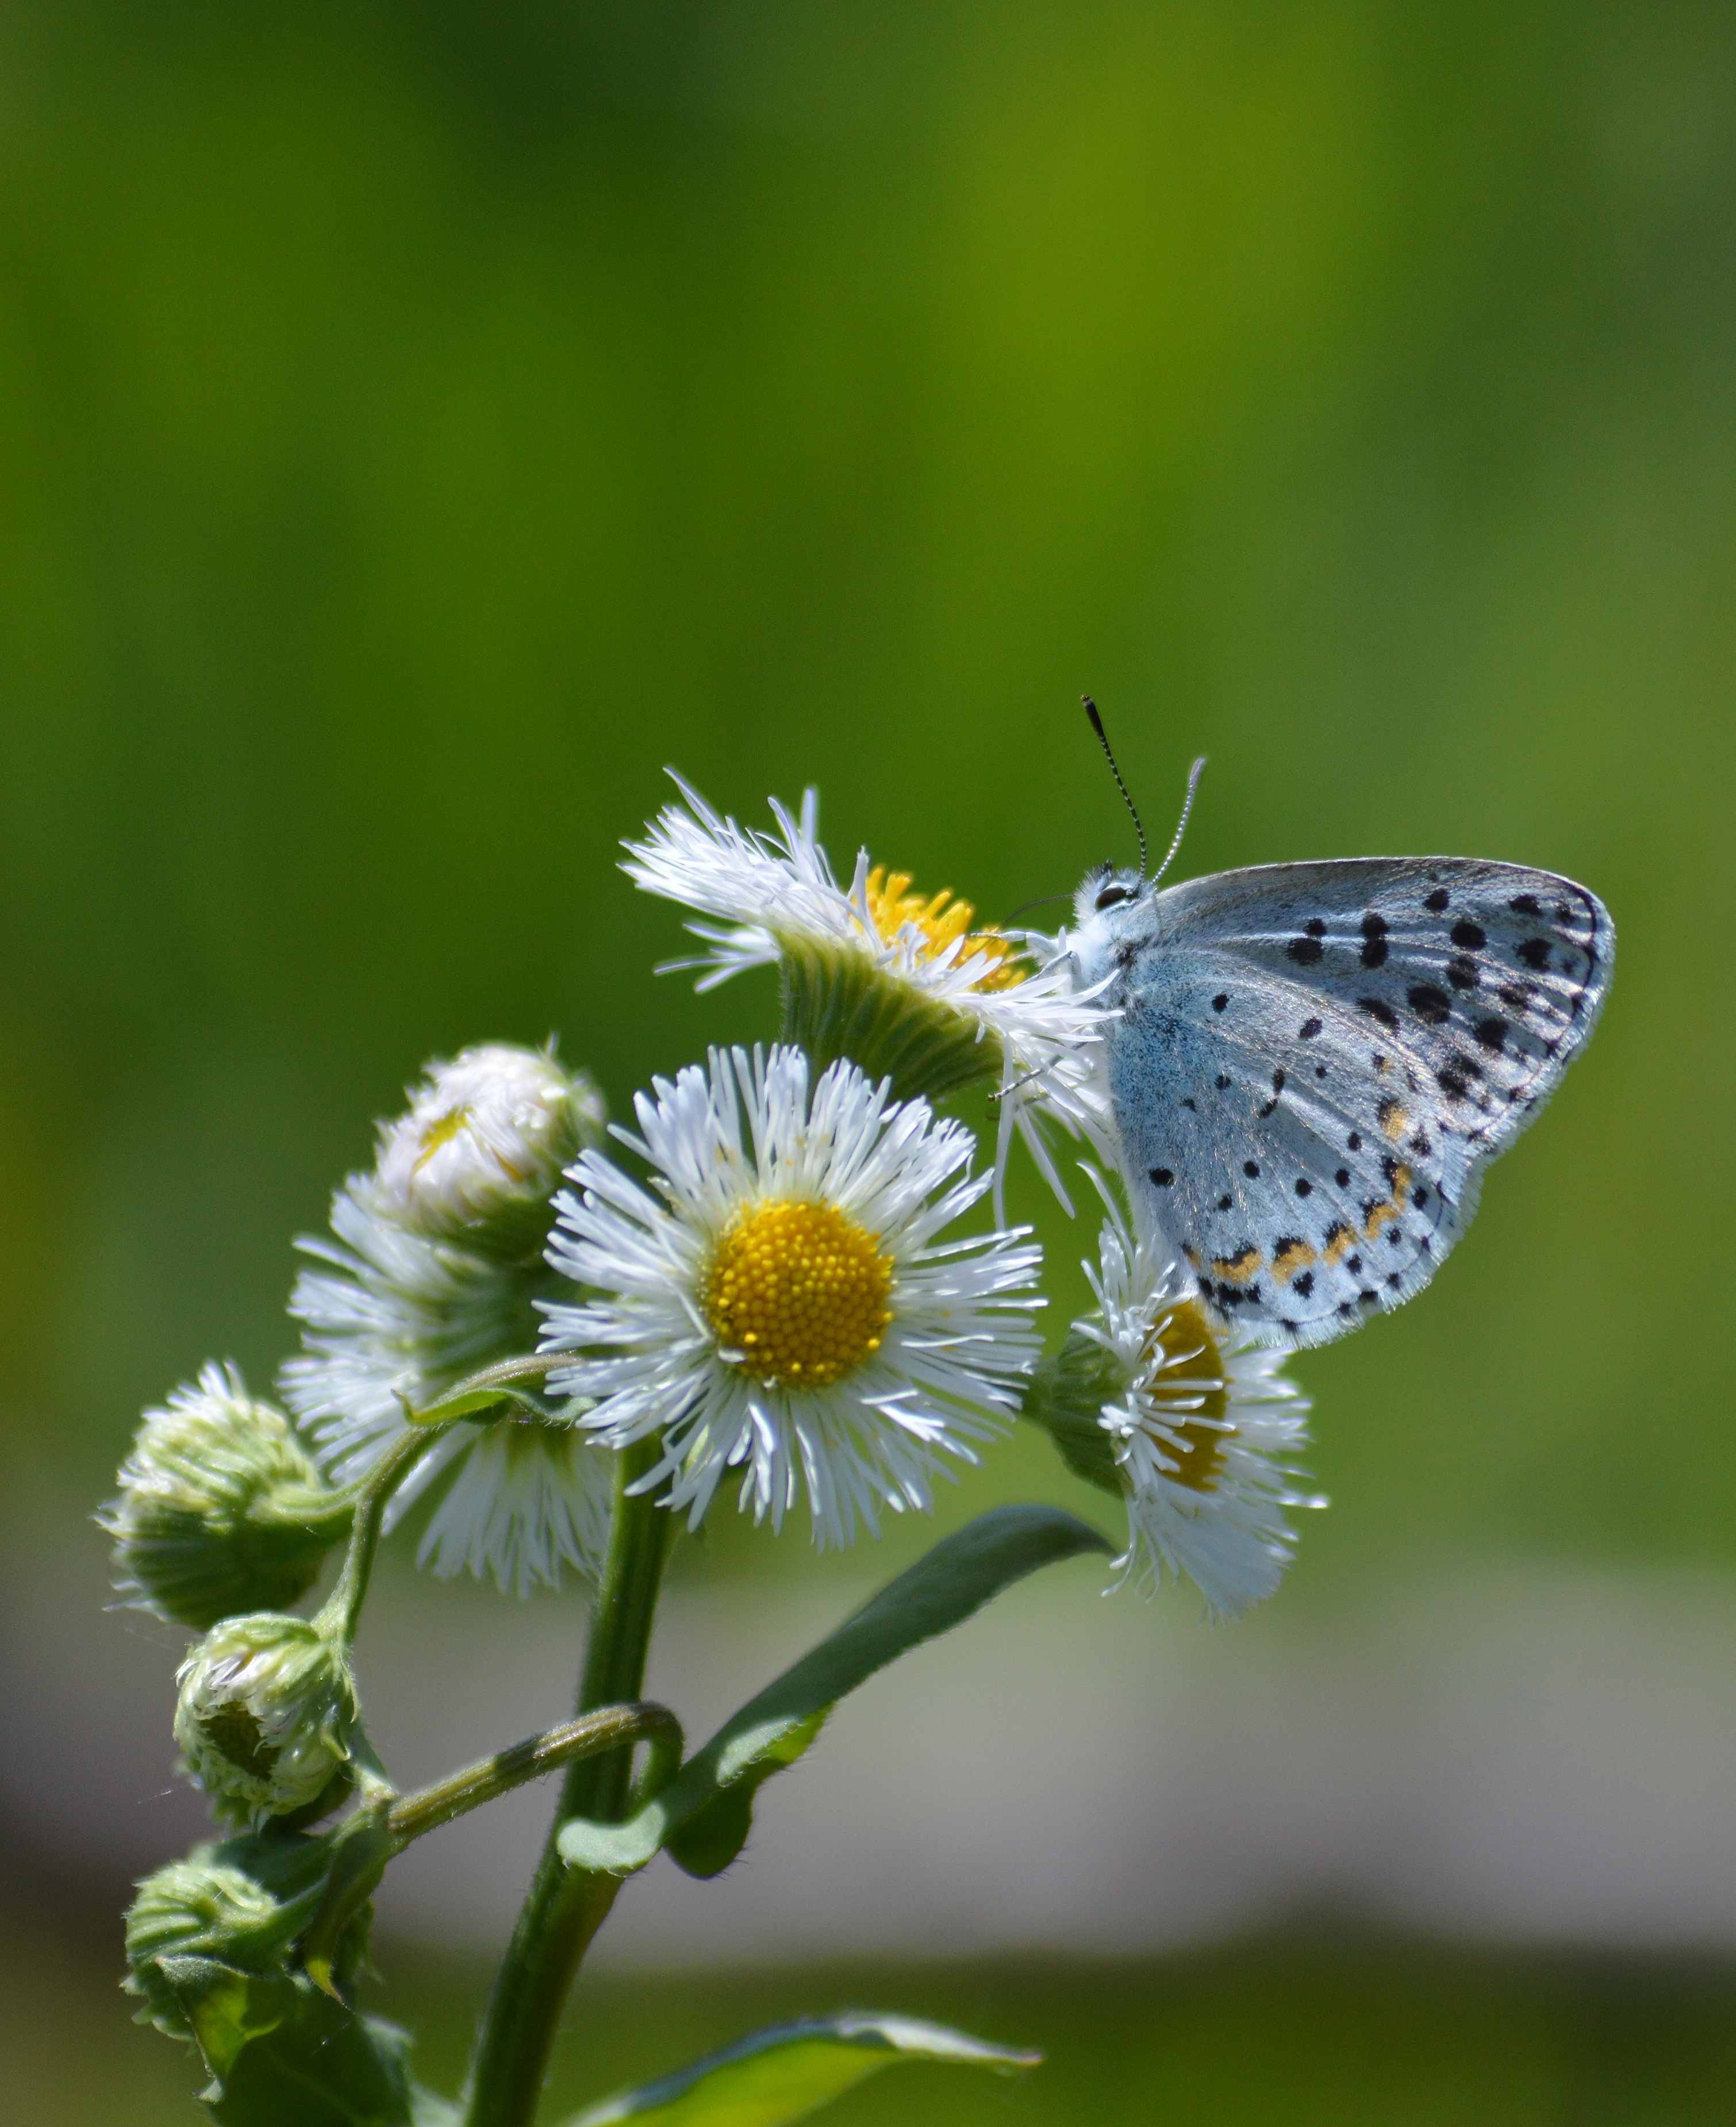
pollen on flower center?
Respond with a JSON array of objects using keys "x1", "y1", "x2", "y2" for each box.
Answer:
[
  {"x1": 864, "y1": 866, "x2": 1026, "y2": 991},
  {"x1": 704, "y1": 1198, "x2": 895, "y2": 1388},
  {"x1": 1144, "y1": 1299, "x2": 1234, "y2": 1493}
]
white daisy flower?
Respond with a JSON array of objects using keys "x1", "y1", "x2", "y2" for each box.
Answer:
[
  {"x1": 1031, "y1": 1189, "x2": 1320, "y2": 1618},
  {"x1": 539, "y1": 1046, "x2": 1044, "y2": 1549},
  {"x1": 621, "y1": 777, "x2": 1115, "y2": 1210},
  {"x1": 281, "y1": 1052, "x2": 617, "y2": 1597}
]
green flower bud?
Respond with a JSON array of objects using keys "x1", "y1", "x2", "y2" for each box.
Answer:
[
  {"x1": 1019, "y1": 1324, "x2": 1128, "y2": 1501},
  {"x1": 124, "y1": 1852, "x2": 287, "y2": 2041},
  {"x1": 174, "y1": 1614, "x2": 359, "y2": 1829},
  {"x1": 124, "y1": 1832, "x2": 371, "y2": 2041},
  {"x1": 101, "y1": 1364, "x2": 352, "y2": 1630},
  {"x1": 369, "y1": 1042, "x2": 605, "y2": 1258}
]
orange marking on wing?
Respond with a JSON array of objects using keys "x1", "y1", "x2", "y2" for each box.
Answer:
[
  {"x1": 1322, "y1": 1222, "x2": 1355, "y2": 1264},
  {"x1": 1272, "y1": 1239, "x2": 1318, "y2": 1284},
  {"x1": 1210, "y1": 1246, "x2": 1263, "y2": 1285},
  {"x1": 1362, "y1": 1165, "x2": 1412, "y2": 1241}
]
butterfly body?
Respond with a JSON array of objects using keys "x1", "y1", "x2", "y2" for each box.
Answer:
[{"x1": 1066, "y1": 854, "x2": 1612, "y2": 1348}]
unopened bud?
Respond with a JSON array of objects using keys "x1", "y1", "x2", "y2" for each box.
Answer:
[
  {"x1": 370, "y1": 1043, "x2": 605, "y2": 1256},
  {"x1": 124, "y1": 1831, "x2": 370, "y2": 2041},
  {"x1": 174, "y1": 1614, "x2": 359, "y2": 1829},
  {"x1": 101, "y1": 1364, "x2": 351, "y2": 1630},
  {"x1": 124, "y1": 1851, "x2": 288, "y2": 2041}
]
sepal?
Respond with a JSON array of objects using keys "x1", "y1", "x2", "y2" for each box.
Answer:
[
  {"x1": 1017, "y1": 1327, "x2": 1128, "y2": 1501},
  {"x1": 776, "y1": 936, "x2": 1005, "y2": 1107}
]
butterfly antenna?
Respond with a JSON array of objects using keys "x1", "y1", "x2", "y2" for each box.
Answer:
[
  {"x1": 1150, "y1": 754, "x2": 1207, "y2": 887},
  {"x1": 1082, "y1": 696, "x2": 1147, "y2": 877}
]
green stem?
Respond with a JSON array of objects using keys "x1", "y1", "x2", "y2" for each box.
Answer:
[
  {"x1": 463, "y1": 1438, "x2": 675, "y2": 2127},
  {"x1": 314, "y1": 1423, "x2": 454, "y2": 1646},
  {"x1": 388, "y1": 1703, "x2": 683, "y2": 1846}
]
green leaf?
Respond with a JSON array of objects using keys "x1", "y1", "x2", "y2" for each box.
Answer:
[
  {"x1": 563, "y1": 2012, "x2": 1040, "y2": 2126},
  {"x1": 204, "y1": 1995, "x2": 417, "y2": 2127},
  {"x1": 665, "y1": 1712, "x2": 827, "y2": 1880},
  {"x1": 154, "y1": 1955, "x2": 290, "y2": 2086},
  {"x1": 405, "y1": 1353, "x2": 578, "y2": 1427},
  {"x1": 154, "y1": 1953, "x2": 417, "y2": 2126},
  {"x1": 559, "y1": 1504, "x2": 1108, "y2": 1877}
]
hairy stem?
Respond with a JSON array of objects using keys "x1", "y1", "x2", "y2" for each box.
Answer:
[
  {"x1": 315, "y1": 1422, "x2": 454, "y2": 1646},
  {"x1": 463, "y1": 1438, "x2": 675, "y2": 2127},
  {"x1": 389, "y1": 1702, "x2": 682, "y2": 1846}
]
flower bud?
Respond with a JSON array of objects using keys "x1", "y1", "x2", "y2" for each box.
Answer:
[
  {"x1": 124, "y1": 1832, "x2": 371, "y2": 2041},
  {"x1": 174, "y1": 1614, "x2": 360, "y2": 1829},
  {"x1": 101, "y1": 1364, "x2": 352, "y2": 1630},
  {"x1": 370, "y1": 1043, "x2": 605, "y2": 1257},
  {"x1": 124, "y1": 1850, "x2": 290, "y2": 2041}
]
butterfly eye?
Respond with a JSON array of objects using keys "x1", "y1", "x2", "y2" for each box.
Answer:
[{"x1": 1094, "y1": 884, "x2": 1135, "y2": 913}]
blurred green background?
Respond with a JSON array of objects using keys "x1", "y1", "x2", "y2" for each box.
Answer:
[{"x1": 3, "y1": 2, "x2": 1733, "y2": 2121}]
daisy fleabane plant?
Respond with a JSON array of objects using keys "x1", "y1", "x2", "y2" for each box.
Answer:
[
  {"x1": 104, "y1": 763, "x2": 1376, "y2": 2127},
  {"x1": 1025, "y1": 1183, "x2": 1320, "y2": 1618},
  {"x1": 621, "y1": 775, "x2": 1116, "y2": 1207},
  {"x1": 539, "y1": 1045, "x2": 1044, "y2": 1548}
]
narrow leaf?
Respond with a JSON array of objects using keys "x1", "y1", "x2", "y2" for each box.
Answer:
[
  {"x1": 560, "y1": 1504, "x2": 1108, "y2": 1876},
  {"x1": 406, "y1": 1353, "x2": 578, "y2": 1427},
  {"x1": 563, "y1": 2012, "x2": 1040, "y2": 2126}
]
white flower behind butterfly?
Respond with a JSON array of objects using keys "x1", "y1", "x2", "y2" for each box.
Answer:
[
  {"x1": 1094, "y1": 1201, "x2": 1321, "y2": 1615},
  {"x1": 621, "y1": 776, "x2": 1115, "y2": 1208},
  {"x1": 1029, "y1": 1186, "x2": 1321, "y2": 1618},
  {"x1": 539, "y1": 1045, "x2": 1044, "y2": 1549}
]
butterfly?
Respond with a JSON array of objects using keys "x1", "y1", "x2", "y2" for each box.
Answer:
[{"x1": 1058, "y1": 702, "x2": 1613, "y2": 1349}]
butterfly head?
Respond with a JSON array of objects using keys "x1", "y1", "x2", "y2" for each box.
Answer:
[{"x1": 1068, "y1": 863, "x2": 1153, "y2": 986}]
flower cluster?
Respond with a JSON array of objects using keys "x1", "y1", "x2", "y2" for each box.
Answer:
[{"x1": 106, "y1": 777, "x2": 1323, "y2": 1677}]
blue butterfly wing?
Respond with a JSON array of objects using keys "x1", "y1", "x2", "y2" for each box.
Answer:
[{"x1": 1110, "y1": 858, "x2": 1612, "y2": 1347}]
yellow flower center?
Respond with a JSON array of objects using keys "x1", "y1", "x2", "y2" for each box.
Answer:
[
  {"x1": 1144, "y1": 1299, "x2": 1233, "y2": 1493},
  {"x1": 704, "y1": 1199, "x2": 896, "y2": 1388},
  {"x1": 863, "y1": 866, "x2": 1025, "y2": 991}
]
